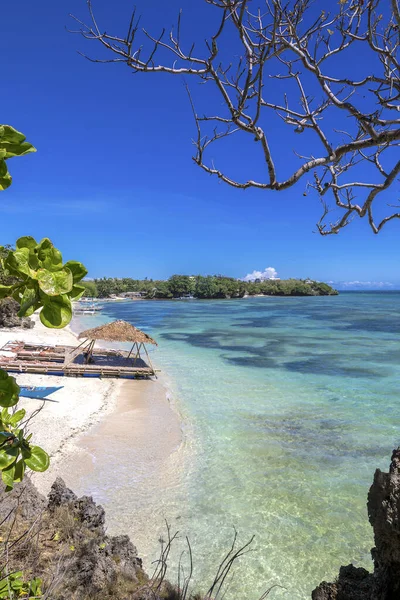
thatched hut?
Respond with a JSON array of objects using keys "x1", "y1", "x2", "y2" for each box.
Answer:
[{"x1": 68, "y1": 320, "x2": 157, "y2": 375}]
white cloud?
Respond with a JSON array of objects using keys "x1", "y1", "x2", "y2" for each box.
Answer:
[{"x1": 243, "y1": 267, "x2": 278, "y2": 282}]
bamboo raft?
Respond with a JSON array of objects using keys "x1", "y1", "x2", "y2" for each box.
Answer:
[{"x1": 0, "y1": 341, "x2": 157, "y2": 378}]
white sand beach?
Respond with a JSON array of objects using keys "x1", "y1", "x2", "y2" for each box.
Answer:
[{"x1": 0, "y1": 315, "x2": 182, "y2": 496}]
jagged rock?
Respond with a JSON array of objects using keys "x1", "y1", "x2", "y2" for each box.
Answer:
[
  {"x1": 73, "y1": 493, "x2": 106, "y2": 533},
  {"x1": 0, "y1": 298, "x2": 34, "y2": 329},
  {"x1": 312, "y1": 565, "x2": 372, "y2": 600},
  {"x1": 367, "y1": 447, "x2": 400, "y2": 599},
  {"x1": 109, "y1": 535, "x2": 143, "y2": 574},
  {"x1": 0, "y1": 477, "x2": 46, "y2": 521},
  {"x1": 48, "y1": 477, "x2": 106, "y2": 534},
  {"x1": 69, "y1": 539, "x2": 119, "y2": 594},
  {"x1": 48, "y1": 476, "x2": 77, "y2": 509},
  {"x1": 312, "y1": 448, "x2": 400, "y2": 600},
  {"x1": 45, "y1": 478, "x2": 146, "y2": 598}
]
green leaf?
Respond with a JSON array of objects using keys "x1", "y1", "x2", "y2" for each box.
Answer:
[
  {"x1": 37, "y1": 238, "x2": 63, "y2": 271},
  {"x1": 1, "y1": 407, "x2": 9, "y2": 424},
  {"x1": 29, "y1": 577, "x2": 42, "y2": 596},
  {"x1": 22, "y1": 445, "x2": 49, "y2": 472},
  {"x1": 0, "y1": 126, "x2": 36, "y2": 192},
  {"x1": 0, "y1": 446, "x2": 18, "y2": 470},
  {"x1": 0, "y1": 158, "x2": 8, "y2": 176},
  {"x1": 0, "y1": 370, "x2": 20, "y2": 408},
  {"x1": 9, "y1": 409, "x2": 26, "y2": 427},
  {"x1": 7, "y1": 247, "x2": 35, "y2": 277},
  {"x1": 40, "y1": 295, "x2": 72, "y2": 328},
  {"x1": 70, "y1": 284, "x2": 85, "y2": 301},
  {"x1": 16, "y1": 236, "x2": 37, "y2": 250},
  {"x1": 0, "y1": 285, "x2": 12, "y2": 299},
  {"x1": 1, "y1": 141, "x2": 36, "y2": 158},
  {"x1": 1, "y1": 125, "x2": 28, "y2": 144},
  {"x1": 64, "y1": 261, "x2": 88, "y2": 283},
  {"x1": 13, "y1": 459, "x2": 25, "y2": 483},
  {"x1": 0, "y1": 159, "x2": 11, "y2": 191},
  {"x1": 0, "y1": 580, "x2": 9, "y2": 596},
  {"x1": 37, "y1": 267, "x2": 73, "y2": 296},
  {"x1": 1, "y1": 463, "x2": 15, "y2": 488},
  {"x1": 18, "y1": 286, "x2": 40, "y2": 317}
]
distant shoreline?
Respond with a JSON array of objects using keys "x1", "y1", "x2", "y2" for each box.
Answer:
[
  {"x1": 99, "y1": 292, "x2": 339, "y2": 302},
  {"x1": 83, "y1": 276, "x2": 338, "y2": 300}
]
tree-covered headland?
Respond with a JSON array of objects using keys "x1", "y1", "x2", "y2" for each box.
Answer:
[{"x1": 87, "y1": 275, "x2": 338, "y2": 299}]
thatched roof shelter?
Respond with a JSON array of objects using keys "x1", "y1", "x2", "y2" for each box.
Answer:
[
  {"x1": 67, "y1": 320, "x2": 158, "y2": 375},
  {"x1": 78, "y1": 320, "x2": 157, "y2": 345}
]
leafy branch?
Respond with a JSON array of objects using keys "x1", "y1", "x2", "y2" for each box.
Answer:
[
  {"x1": 0, "y1": 126, "x2": 36, "y2": 192},
  {"x1": 0, "y1": 237, "x2": 87, "y2": 329}
]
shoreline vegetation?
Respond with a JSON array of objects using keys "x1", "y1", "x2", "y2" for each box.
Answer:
[{"x1": 83, "y1": 275, "x2": 338, "y2": 300}]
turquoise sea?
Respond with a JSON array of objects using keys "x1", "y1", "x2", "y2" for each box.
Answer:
[{"x1": 71, "y1": 292, "x2": 400, "y2": 599}]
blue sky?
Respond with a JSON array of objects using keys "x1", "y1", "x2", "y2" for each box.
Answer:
[{"x1": 0, "y1": 0, "x2": 399, "y2": 288}]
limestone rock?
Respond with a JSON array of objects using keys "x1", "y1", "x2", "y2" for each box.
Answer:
[
  {"x1": 367, "y1": 447, "x2": 400, "y2": 598},
  {"x1": 312, "y1": 565, "x2": 372, "y2": 600},
  {"x1": 0, "y1": 476, "x2": 46, "y2": 521},
  {"x1": 46, "y1": 478, "x2": 146, "y2": 598},
  {"x1": 312, "y1": 448, "x2": 400, "y2": 599},
  {"x1": 47, "y1": 476, "x2": 77, "y2": 509},
  {"x1": 0, "y1": 297, "x2": 34, "y2": 329}
]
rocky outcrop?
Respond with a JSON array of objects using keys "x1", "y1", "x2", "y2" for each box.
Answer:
[
  {"x1": 0, "y1": 476, "x2": 46, "y2": 521},
  {"x1": 0, "y1": 298, "x2": 34, "y2": 329},
  {"x1": 0, "y1": 477, "x2": 170, "y2": 600},
  {"x1": 312, "y1": 565, "x2": 372, "y2": 600},
  {"x1": 313, "y1": 448, "x2": 400, "y2": 600},
  {"x1": 46, "y1": 478, "x2": 145, "y2": 598},
  {"x1": 7, "y1": 448, "x2": 400, "y2": 600},
  {"x1": 367, "y1": 447, "x2": 400, "y2": 598}
]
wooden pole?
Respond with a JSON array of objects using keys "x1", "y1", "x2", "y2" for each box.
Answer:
[
  {"x1": 65, "y1": 338, "x2": 92, "y2": 366},
  {"x1": 67, "y1": 338, "x2": 88, "y2": 356},
  {"x1": 143, "y1": 344, "x2": 156, "y2": 377},
  {"x1": 86, "y1": 339, "x2": 95, "y2": 364},
  {"x1": 132, "y1": 342, "x2": 141, "y2": 366}
]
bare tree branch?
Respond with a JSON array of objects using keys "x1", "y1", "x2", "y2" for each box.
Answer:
[{"x1": 71, "y1": 0, "x2": 400, "y2": 235}]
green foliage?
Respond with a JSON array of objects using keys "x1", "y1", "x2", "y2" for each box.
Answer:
[
  {"x1": 194, "y1": 276, "x2": 246, "y2": 299},
  {"x1": 81, "y1": 280, "x2": 99, "y2": 298},
  {"x1": 152, "y1": 281, "x2": 173, "y2": 299},
  {"x1": 168, "y1": 275, "x2": 195, "y2": 298},
  {"x1": 0, "y1": 374, "x2": 49, "y2": 489},
  {"x1": 91, "y1": 275, "x2": 337, "y2": 299},
  {"x1": 0, "y1": 233, "x2": 84, "y2": 491},
  {"x1": 0, "y1": 125, "x2": 36, "y2": 191},
  {"x1": 93, "y1": 277, "x2": 158, "y2": 298},
  {"x1": 0, "y1": 570, "x2": 42, "y2": 598},
  {"x1": 0, "y1": 237, "x2": 88, "y2": 328},
  {"x1": 0, "y1": 370, "x2": 19, "y2": 408},
  {"x1": 0, "y1": 133, "x2": 66, "y2": 597},
  {"x1": 0, "y1": 236, "x2": 85, "y2": 491},
  {"x1": 246, "y1": 278, "x2": 338, "y2": 297}
]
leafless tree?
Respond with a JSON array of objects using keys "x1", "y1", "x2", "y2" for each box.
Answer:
[{"x1": 71, "y1": 0, "x2": 400, "y2": 235}]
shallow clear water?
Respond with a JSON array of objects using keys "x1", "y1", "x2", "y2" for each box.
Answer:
[{"x1": 71, "y1": 292, "x2": 400, "y2": 599}]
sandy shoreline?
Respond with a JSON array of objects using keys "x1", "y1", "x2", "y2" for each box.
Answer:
[{"x1": 0, "y1": 315, "x2": 183, "y2": 498}]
